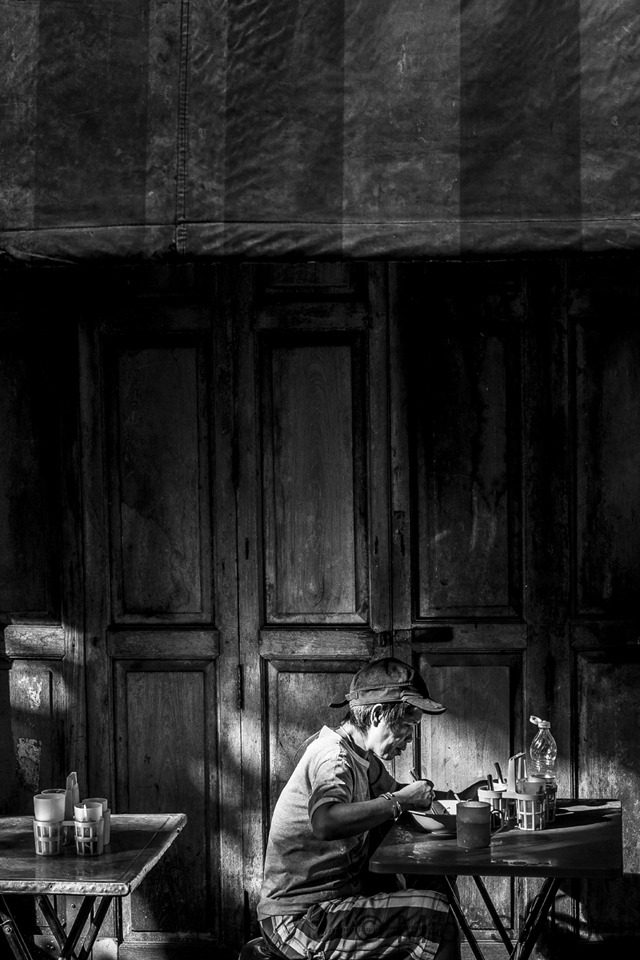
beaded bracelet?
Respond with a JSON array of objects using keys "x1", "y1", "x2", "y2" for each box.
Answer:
[{"x1": 380, "y1": 792, "x2": 403, "y2": 820}]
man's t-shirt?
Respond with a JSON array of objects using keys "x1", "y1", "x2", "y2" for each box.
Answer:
[{"x1": 257, "y1": 726, "x2": 396, "y2": 920}]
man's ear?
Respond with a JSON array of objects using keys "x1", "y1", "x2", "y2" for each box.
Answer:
[{"x1": 370, "y1": 703, "x2": 384, "y2": 726}]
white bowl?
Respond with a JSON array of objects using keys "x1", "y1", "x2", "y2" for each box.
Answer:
[{"x1": 408, "y1": 799, "x2": 459, "y2": 832}]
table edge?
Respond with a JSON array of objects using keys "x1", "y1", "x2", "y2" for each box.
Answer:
[
  {"x1": 0, "y1": 813, "x2": 188, "y2": 896},
  {"x1": 369, "y1": 800, "x2": 623, "y2": 880}
]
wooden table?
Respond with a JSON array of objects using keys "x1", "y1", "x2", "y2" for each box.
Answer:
[
  {"x1": 369, "y1": 800, "x2": 622, "y2": 960},
  {"x1": 0, "y1": 813, "x2": 186, "y2": 960}
]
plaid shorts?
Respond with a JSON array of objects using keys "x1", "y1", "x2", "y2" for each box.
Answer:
[{"x1": 260, "y1": 888, "x2": 450, "y2": 960}]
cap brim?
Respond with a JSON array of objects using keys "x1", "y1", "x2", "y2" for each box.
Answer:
[
  {"x1": 328, "y1": 692, "x2": 446, "y2": 713},
  {"x1": 402, "y1": 693, "x2": 447, "y2": 715}
]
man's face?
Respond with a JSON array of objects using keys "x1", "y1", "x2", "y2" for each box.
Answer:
[{"x1": 368, "y1": 704, "x2": 422, "y2": 760}]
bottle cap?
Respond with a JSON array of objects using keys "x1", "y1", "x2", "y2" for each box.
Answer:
[{"x1": 529, "y1": 715, "x2": 550, "y2": 728}]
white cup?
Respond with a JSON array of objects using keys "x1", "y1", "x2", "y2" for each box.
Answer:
[
  {"x1": 82, "y1": 797, "x2": 108, "y2": 813},
  {"x1": 82, "y1": 798, "x2": 110, "y2": 844},
  {"x1": 34, "y1": 793, "x2": 65, "y2": 822},
  {"x1": 74, "y1": 801, "x2": 103, "y2": 823}
]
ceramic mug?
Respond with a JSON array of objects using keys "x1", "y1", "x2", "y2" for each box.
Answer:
[{"x1": 456, "y1": 801, "x2": 492, "y2": 849}]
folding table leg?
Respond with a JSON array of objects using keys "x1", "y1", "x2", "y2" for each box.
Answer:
[
  {"x1": 59, "y1": 897, "x2": 95, "y2": 960},
  {"x1": 510, "y1": 877, "x2": 561, "y2": 960},
  {"x1": 76, "y1": 896, "x2": 113, "y2": 960},
  {"x1": 35, "y1": 894, "x2": 69, "y2": 957},
  {"x1": 443, "y1": 876, "x2": 486, "y2": 960},
  {"x1": 472, "y1": 876, "x2": 513, "y2": 952},
  {"x1": 0, "y1": 895, "x2": 34, "y2": 960}
]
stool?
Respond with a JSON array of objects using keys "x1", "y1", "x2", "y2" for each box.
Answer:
[{"x1": 238, "y1": 937, "x2": 281, "y2": 960}]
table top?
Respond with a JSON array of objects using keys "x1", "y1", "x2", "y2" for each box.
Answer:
[
  {"x1": 0, "y1": 814, "x2": 187, "y2": 896},
  {"x1": 370, "y1": 800, "x2": 622, "y2": 879}
]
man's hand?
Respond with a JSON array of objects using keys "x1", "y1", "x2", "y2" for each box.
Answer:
[{"x1": 393, "y1": 778, "x2": 436, "y2": 811}]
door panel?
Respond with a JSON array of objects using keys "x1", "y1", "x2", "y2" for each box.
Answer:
[
  {"x1": 0, "y1": 333, "x2": 58, "y2": 620},
  {"x1": 418, "y1": 653, "x2": 521, "y2": 934},
  {"x1": 575, "y1": 313, "x2": 640, "y2": 617},
  {"x1": 115, "y1": 661, "x2": 218, "y2": 937},
  {"x1": 107, "y1": 338, "x2": 211, "y2": 623},
  {"x1": 411, "y1": 304, "x2": 522, "y2": 620},
  {"x1": 262, "y1": 335, "x2": 368, "y2": 623},
  {"x1": 264, "y1": 658, "x2": 364, "y2": 825},
  {"x1": 419, "y1": 657, "x2": 519, "y2": 791}
]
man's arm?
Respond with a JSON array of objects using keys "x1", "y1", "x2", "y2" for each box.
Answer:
[{"x1": 311, "y1": 779, "x2": 436, "y2": 841}]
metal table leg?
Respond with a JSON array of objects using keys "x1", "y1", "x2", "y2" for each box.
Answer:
[
  {"x1": 59, "y1": 896, "x2": 95, "y2": 959},
  {"x1": 472, "y1": 876, "x2": 513, "y2": 952},
  {"x1": 510, "y1": 877, "x2": 561, "y2": 960},
  {"x1": 76, "y1": 897, "x2": 113, "y2": 960},
  {"x1": 1, "y1": 893, "x2": 116, "y2": 960},
  {"x1": 0, "y1": 895, "x2": 35, "y2": 960},
  {"x1": 443, "y1": 874, "x2": 562, "y2": 960},
  {"x1": 443, "y1": 876, "x2": 487, "y2": 960},
  {"x1": 35, "y1": 894, "x2": 69, "y2": 957}
]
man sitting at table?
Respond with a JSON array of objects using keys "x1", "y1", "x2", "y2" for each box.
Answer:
[{"x1": 257, "y1": 657, "x2": 461, "y2": 960}]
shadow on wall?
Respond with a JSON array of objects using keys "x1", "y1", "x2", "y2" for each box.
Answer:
[
  {"x1": 538, "y1": 928, "x2": 640, "y2": 960},
  {"x1": 0, "y1": 650, "x2": 66, "y2": 817},
  {"x1": 0, "y1": 659, "x2": 39, "y2": 960},
  {"x1": 536, "y1": 876, "x2": 640, "y2": 959}
]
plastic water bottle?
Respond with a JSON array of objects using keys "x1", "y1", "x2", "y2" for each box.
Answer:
[{"x1": 529, "y1": 716, "x2": 557, "y2": 780}]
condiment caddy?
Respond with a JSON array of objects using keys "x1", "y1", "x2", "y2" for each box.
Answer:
[
  {"x1": 32, "y1": 772, "x2": 111, "y2": 857},
  {"x1": 477, "y1": 717, "x2": 558, "y2": 832}
]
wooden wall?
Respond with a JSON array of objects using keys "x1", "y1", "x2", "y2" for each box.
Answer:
[{"x1": 1, "y1": 260, "x2": 639, "y2": 958}]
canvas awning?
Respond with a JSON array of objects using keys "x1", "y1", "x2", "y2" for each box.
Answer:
[{"x1": 1, "y1": 0, "x2": 639, "y2": 263}]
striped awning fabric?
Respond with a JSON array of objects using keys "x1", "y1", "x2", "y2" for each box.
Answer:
[{"x1": 1, "y1": 0, "x2": 639, "y2": 262}]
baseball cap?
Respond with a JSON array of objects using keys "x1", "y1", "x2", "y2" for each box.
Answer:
[{"x1": 329, "y1": 657, "x2": 446, "y2": 714}]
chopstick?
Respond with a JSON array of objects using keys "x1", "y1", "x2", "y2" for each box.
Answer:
[
  {"x1": 410, "y1": 766, "x2": 449, "y2": 814},
  {"x1": 494, "y1": 762, "x2": 504, "y2": 784}
]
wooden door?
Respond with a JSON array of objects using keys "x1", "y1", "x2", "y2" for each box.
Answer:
[
  {"x1": 234, "y1": 263, "x2": 394, "y2": 931},
  {"x1": 79, "y1": 267, "x2": 241, "y2": 959}
]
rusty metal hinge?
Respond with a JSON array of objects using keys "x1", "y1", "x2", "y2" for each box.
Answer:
[{"x1": 237, "y1": 664, "x2": 244, "y2": 711}]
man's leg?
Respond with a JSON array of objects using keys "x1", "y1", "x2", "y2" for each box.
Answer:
[
  {"x1": 434, "y1": 910, "x2": 461, "y2": 960},
  {"x1": 405, "y1": 875, "x2": 461, "y2": 960},
  {"x1": 260, "y1": 888, "x2": 451, "y2": 960}
]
